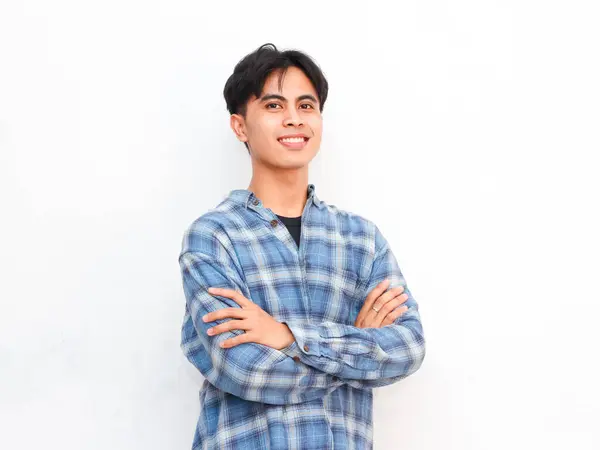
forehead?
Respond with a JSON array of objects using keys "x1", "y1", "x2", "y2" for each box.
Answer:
[{"x1": 260, "y1": 66, "x2": 318, "y2": 98}]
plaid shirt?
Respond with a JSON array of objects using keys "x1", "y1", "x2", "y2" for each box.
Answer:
[{"x1": 179, "y1": 184, "x2": 426, "y2": 450}]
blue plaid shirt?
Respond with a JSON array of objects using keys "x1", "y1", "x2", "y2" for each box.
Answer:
[{"x1": 179, "y1": 184, "x2": 426, "y2": 450}]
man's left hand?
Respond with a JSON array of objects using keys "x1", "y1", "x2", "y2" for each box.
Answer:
[{"x1": 203, "y1": 287, "x2": 295, "y2": 350}]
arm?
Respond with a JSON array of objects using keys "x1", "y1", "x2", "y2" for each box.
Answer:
[
  {"x1": 179, "y1": 246, "x2": 347, "y2": 405},
  {"x1": 280, "y1": 224, "x2": 426, "y2": 386}
]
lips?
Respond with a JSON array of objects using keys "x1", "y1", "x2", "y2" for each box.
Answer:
[{"x1": 277, "y1": 135, "x2": 310, "y2": 150}]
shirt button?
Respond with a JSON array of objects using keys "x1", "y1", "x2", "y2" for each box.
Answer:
[
  {"x1": 303, "y1": 345, "x2": 309, "y2": 352},
  {"x1": 252, "y1": 199, "x2": 259, "y2": 206},
  {"x1": 270, "y1": 219, "x2": 278, "y2": 227},
  {"x1": 293, "y1": 356, "x2": 300, "y2": 362}
]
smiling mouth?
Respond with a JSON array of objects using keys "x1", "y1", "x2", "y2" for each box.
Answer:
[{"x1": 278, "y1": 137, "x2": 309, "y2": 150}]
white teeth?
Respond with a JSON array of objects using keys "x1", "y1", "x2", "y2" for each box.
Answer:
[{"x1": 279, "y1": 137, "x2": 306, "y2": 143}]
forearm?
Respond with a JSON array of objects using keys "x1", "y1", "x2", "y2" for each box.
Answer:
[
  {"x1": 182, "y1": 329, "x2": 345, "y2": 404},
  {"x1": 180, "y1": 249, "x2": 347, "y2": 404},
  {"x1": 280, "y1": 308, "x2": 426, "y2": 381},
  {"x1": 279, "y1": 324, "x2": 409, "y2": 389}
]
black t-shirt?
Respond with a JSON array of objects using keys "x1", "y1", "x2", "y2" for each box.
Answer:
[{"x1": 276, "y1": 214, "x2": 302, "y2": 248}]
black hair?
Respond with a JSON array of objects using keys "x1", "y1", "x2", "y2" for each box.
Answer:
[{"x1": 223, "y1": 43, "x2": 329, "y2": 152}]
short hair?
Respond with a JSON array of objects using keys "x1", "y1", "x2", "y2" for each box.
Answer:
[{"x1": 223, "y1": 43, "x2": 329, "y2": 151}]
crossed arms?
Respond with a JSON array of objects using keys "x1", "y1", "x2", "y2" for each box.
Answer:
[{"x1": 179, "y1": 225, "x2": 426, "y2": 405}]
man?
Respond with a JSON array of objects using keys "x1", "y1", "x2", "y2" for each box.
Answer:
[{"x1": 178, "y1": 43, "x2": 426, "y2": 450}]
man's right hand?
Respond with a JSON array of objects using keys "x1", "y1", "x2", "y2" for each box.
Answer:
[{"x1": 354, "y1": 279, "x2": 409, "y2": 328}]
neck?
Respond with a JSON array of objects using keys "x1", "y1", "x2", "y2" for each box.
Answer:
[{"x1": 247, "y1": 164, "x2": 309, "y2": 217}]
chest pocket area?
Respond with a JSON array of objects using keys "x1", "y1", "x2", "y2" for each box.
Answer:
[
  {"x1": 340, "y1": 266, "x2": 367, "y2": 326},
  {"x1": 341, "y1": 244, "x2": 372, "y2": 325},
  {"x1": 346, "y1": 274, "x2": 370, "y2": 325},
  {"x1": 305, "y1": 239, "x2": 368, "y2": 324}
]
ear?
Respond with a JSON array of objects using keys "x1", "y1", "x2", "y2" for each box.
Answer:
[{"x1": 230, "y1": 114, "x2": 248, "y2": 143}]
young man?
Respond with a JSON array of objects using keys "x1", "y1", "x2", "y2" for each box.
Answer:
[{"x1": 178, "y1": 43, "x2": 426, "y2": 450}]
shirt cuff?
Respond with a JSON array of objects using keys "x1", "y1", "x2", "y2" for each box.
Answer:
[
  {"x1": 281, "y1": 321, "x2": 322, "y2": 358},
  {"x1": 279, "y1": 340, "x2": 303, "y2": 358}
]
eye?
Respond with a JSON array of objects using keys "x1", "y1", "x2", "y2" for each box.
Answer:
[
  {"x1": 300, "y1": 103, "x2": 315, "y2": 110},
  {"x1": 266, "y1": 103, "x2": 282, "y2": 109}
]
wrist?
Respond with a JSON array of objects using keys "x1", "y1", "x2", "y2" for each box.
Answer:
[{"x1": 278, "y1": 323, "x2": 295, "y2": 349}]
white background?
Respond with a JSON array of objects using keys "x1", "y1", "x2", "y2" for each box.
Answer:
[{"x1": 1, "y1": 1, "x2": 599, "y2": 449}]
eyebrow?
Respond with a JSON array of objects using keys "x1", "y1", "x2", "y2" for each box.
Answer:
[{"x1": 259, "y1": 93, "x2": 319, "y2": 104}]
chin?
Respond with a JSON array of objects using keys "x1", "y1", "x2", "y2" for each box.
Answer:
[
  {"x1": 283, "y1": 150, "x2": 318, "y2": 167},
  {"x1": 256, "y1": 145, "x2": 319, "y2": 169},
  {"x1": 275, "y1": 159, "x2": 311, "y2": 170}
]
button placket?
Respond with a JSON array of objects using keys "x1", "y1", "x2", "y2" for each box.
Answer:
[{"x1": 260, "y1": 192, "x2": 314, "y2": 322}]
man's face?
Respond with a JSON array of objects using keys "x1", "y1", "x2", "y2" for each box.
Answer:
[{"x1": 231, "y1": 66, "x2": 323, "y2": 169}]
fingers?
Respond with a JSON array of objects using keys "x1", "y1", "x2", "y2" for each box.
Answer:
[
  {"x1": 371, "y1": 286, "x2": 407, "y2": 313},
  {"x1": 219, "y1": 332, "x2": 254, "y2": 349},
  {"x1": 381, "y1": 305, "x2": 409, "y2": 326},
  {"x1": 355, "y1": 281, "x2": 409, "y2": 328},
  {"x1": 207, "y1": 287, "x2": 253, "y2": 307},
  {"x1": 357, "y1": 301, "x2": 408, "y2": 329},
  {"x1": 207, "y1": 317, "x2": 250, "y2": 336},
  {"x1": 364, "y1": 279, "x2": 391, "y2": 307},
  {"x1": 372, "y1": 293, "x2": 409, "y2": 328},
  {"x1": 203, "y1": 307, "x2": 246, "y2": 323},
  {"x1": 356, "y1": 279, "x2": 392, "y2": 326}
]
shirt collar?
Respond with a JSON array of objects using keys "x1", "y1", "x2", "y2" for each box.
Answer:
[{"x1": 228, "y1": 183, "x2": 323, "y2": 210}]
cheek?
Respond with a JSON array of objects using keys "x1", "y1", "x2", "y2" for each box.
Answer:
[
  {"x1": 252, "y1": 117, "x2": 280, "y2": 140},
  {"x1": 309, "y1": 115, "x2": 323, "y2": 131},
  {"x1": 309, "y1": 120, "x2": 323, "y2": 143}
]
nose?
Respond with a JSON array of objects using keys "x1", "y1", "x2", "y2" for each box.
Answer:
[{"x1": 283, "y1": 109, "x2": 304, "y2": 127}]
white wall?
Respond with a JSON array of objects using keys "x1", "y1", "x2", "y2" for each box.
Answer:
[{"x1": 1, "y1": 1, "x2": 598, "y2": 449}]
